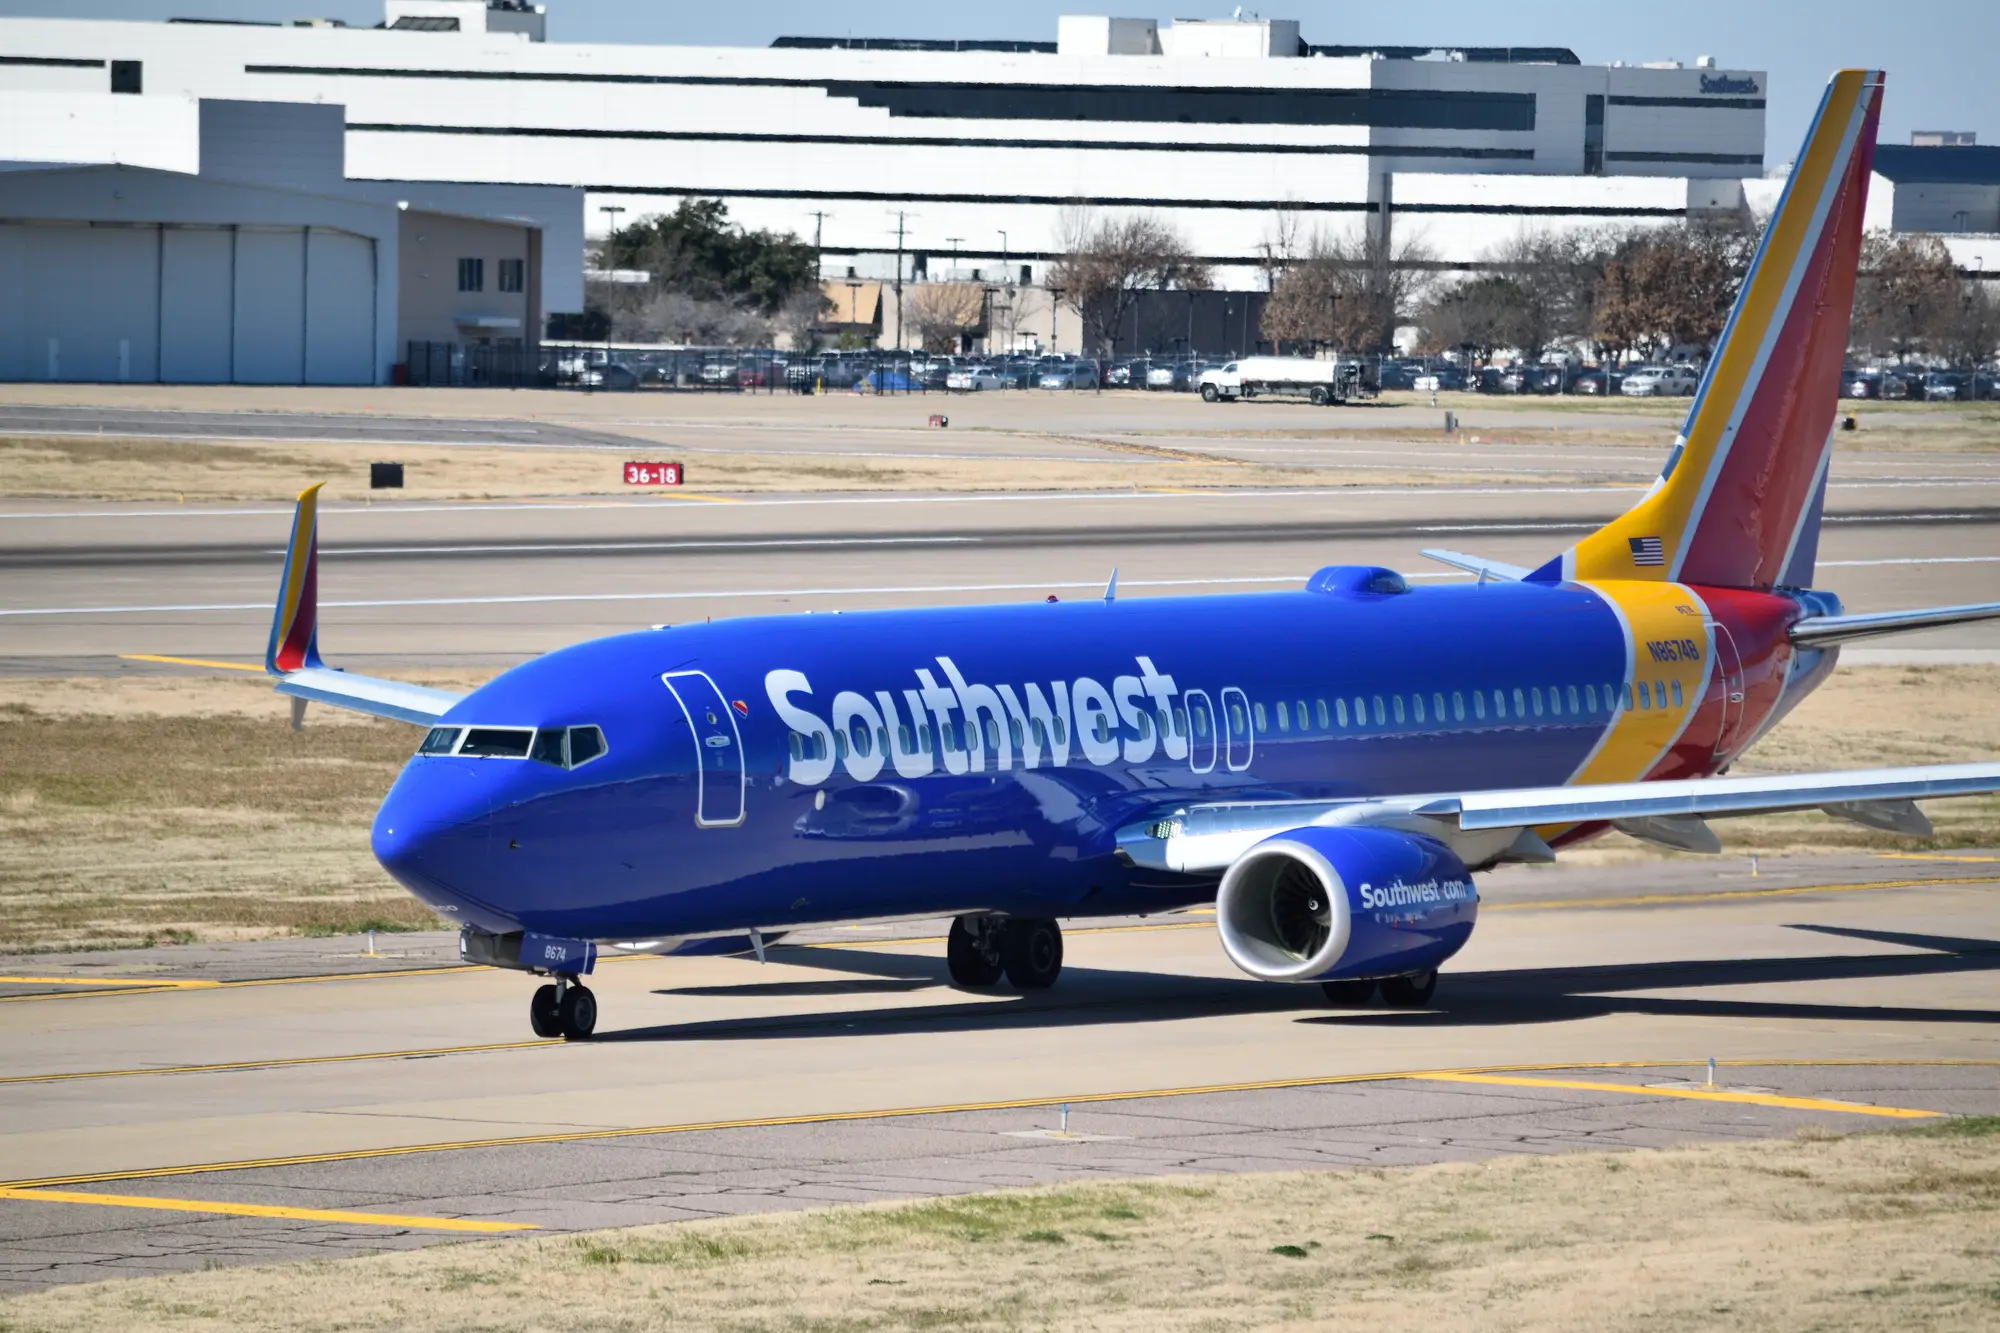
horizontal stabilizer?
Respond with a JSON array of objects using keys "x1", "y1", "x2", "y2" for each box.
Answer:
[
  {"x1": 274, "y1": 667, "x2": 465, "y2": 727},
  {"x1": 1419, "y1": 549, "x2": 1529, "y2": 582},
  {"x1": 1789, "y1": 601, "x2": 2000, "y2": 647}
]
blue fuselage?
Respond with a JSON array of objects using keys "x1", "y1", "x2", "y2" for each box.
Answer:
[{"x1": 371, "y1": 570, "x2": 1802, "y2": 944}]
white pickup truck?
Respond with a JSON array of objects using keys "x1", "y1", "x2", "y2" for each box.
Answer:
[{"x1": 1198, "y1": 356, "x2": 1367, "y2": 405}]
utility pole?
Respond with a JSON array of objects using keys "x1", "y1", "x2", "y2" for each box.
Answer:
[
  {"x1": 945, "y1": 236, "x2": 963, "y2": 278},
  {"x1": 892, "y1": 211, "x2": 908, "y2": 351},
  {"x1": 809, "y1": 210, "x2": 829, "y2": 278},
  {"x1": 597, "y1": 204, "x2": 624, "y2": 381}
]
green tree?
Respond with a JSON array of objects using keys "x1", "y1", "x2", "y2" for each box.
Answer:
[{"x1": 604, "y1": 198, "x2": 818, "y2": 315}]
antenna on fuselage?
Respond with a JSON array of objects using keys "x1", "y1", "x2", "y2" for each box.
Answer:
[{"x1": 1104, "y1": 568, "x2": 1119, "y2": 602}]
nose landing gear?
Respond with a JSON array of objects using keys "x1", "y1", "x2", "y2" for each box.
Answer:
[{"x1": 530, "y1": 975, "x2": 597, "y2": 1040}]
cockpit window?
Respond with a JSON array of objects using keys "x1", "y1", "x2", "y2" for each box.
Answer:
[
  {"x1": 567, "y1": 726, "x2": 607, "y2": 767},
  {"x1": 529, "y1": 728, "x2": 567, "y2": 767},
  {"x1": 459, "y1": 727, "x2": 534, "y2": 759},
  {"x1": 418, "y1": 727, "x2": 462, "y2": 755},
  {"x1": 527, "y1": 725, "x2": 608, "y2": 770}
]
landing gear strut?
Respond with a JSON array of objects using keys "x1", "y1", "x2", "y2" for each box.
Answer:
[
  {"x1": 947, "y1": 914, "x2": 1005, "y2": 988},
  {"x1": 531, "y1": 974, "x2": 597, "y2": 1040}
]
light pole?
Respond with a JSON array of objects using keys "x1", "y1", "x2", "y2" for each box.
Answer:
[
  {"x1": 1047, "y1": 286, "x2": 1062, "y2": 354},
  {"x1": 945, "y1": 236, "x2": 963, "y2": 279},
  {"x1": 596, "y1": 204, "x2": 624, "y2": 382},
  {"x1": 998, "y1": 229, "x2": 1009, "y2": 284}
]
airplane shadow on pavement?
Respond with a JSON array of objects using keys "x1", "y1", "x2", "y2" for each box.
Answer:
[{"x1": 599, "y1": 924, "x2": 2000, "y2": 1043}]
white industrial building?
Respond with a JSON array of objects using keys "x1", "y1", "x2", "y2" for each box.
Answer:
[{"x1": 1, "y1": 0, "x2": 1778, "y2": 371}]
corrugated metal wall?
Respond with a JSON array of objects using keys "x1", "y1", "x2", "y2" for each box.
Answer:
[{"x1": 0, "y1": 222, "x2": 377, "y2": 384}]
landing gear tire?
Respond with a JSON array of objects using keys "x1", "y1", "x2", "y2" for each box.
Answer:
[
  {"x1": 529, "y1": 983, "x2": 562, "y2": 1038},
  {"x1": 947, "y1": 915, "x2": 1006, "y2": 988},
  {"x1": 1379, "y1": 971, "x2": 1438, "y2": 1008},
  {"x1": 1321, "y1": 978, "x2": 1376, "y2": 1006},
  {"x1": 1001, "y1": 917, "x2": 1063, "y2": 990},
  {"x1": 557, "y1": 982, "x2": 598, "y2": 1040}
]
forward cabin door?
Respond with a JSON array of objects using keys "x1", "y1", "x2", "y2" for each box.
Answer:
[{"x1": 662, "y1": 671, "x2": 746, "y2": 827}]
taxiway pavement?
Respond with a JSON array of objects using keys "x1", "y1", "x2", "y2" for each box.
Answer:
[{"x1": 0, "y1": 855, "x2": 1996, "y2": 1289}]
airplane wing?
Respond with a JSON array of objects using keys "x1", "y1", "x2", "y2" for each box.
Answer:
[
  {"x1": 265, "y1": 484, "x2": 468, "y2": 727},
  {"x1": 1117, "y1": 762, "x2": 2000, "y2": 874}
]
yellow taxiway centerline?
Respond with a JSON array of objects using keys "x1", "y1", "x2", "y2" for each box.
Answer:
[
  {"x1": 0, "y1": 1186, "x2": 535, "y2": 1232},
  {"x1": 1414, "y1": 1071, "x2": 1942, "y2": 1119},
  {"x1": 117, "y1": 653, "x2": 266, "y2": 672},
  {"x1": 0, "y1": 1038, "x2": 561, "y2": 1087},
  {"x1": 2, "y1": 1059, "x2": 1978, "y2": 1192}
]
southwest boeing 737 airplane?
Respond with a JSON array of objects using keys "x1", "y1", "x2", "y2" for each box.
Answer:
[{"x1": 262, "y1": 70, "x2": 2000, "y2": 1040}]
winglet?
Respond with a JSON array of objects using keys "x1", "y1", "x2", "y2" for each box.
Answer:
[{"x1": 266, "y1": 483, "x2": 326, "y2": 676}]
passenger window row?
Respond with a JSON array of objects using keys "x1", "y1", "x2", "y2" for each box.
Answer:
[{"x1": 1253, "y1": 679, "x2": 1687, "y2": 736}]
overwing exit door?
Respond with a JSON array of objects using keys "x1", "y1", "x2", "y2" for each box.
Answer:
[{"x1": 662, "y1": 671, "x2": 745, "y2": 827}]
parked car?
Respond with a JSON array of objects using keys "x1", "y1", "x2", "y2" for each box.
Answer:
[
  {"x1": 1843, "y1": 366, "x2": 1883, "y2": 398},
  {"x1": 578, "y1": 363, "x2": 639, "y2": 391},
  {"x1": 1147, "y1": 361, "x2": 1209, "y2": 391},
  {"x1": 1921, "y1": 370, "x2": 1967, "y2": 401},
  {"x1": 945, "y1": 364, "x2": 1006, "y2": 392},
  {"x1": 1037, "y1": 359, "x2": 1099, "y2": 389},
  {"x1": 1619, "y1": 364, "x2": 1700, "y2": 396},
  {"x1": 1570, "y1": 367, "x2": 1623, "y2": 395},
  {"x1": 1411, "y1": 365, "x2": 1469, "y2": 393}
]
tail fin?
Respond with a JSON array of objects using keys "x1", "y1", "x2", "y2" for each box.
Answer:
[
  {"x1": 1535, "y1": 69, "x2": 1884, "y2": 591},
  {"x1": 265, "y1": 482, "x2": 325, "y2": 676}
]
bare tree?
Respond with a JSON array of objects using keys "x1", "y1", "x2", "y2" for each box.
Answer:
[
  {"x1": 1255, "y1": 205, "x2": 1304, "y2": 292},
  {"x1": 594, "y1": 285, "x2": 772, "y2": 345},
  {"x1": 1414, "y1": 274, "x2": 1531, "y2": 361},
  {"x1": 1048, "y1": 208, "x2": 1211, "y2": 355},
  {"x1": 1853, "y1": 232, "x2": 1963, "y2": 359},
  {"x1": 777, "y1": 286, "x2": 830, "y2": 353},
  {"x1": 1937, "y1": 279, "x2": 2000, "y2": 368},
  {"x1": 1260, "y1": 225, "x2": 1434, "y2": 353},
  {"x1": 902, "y1": 283, "x2": 987, "y2": 354},
  {"x1": 1591, "y1": 223, "x2": 1754, "y2": 360}
]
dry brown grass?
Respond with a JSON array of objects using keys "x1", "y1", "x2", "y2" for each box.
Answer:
[
  {"x1": 0, "y1": 433, "x2": 1504, "y2": 505},
  {"x1": 5, "y1": 1121, "x2": 1998, "y2": 1331},
  {"x1": 0, "y1": 665, "x2": 1993, "y2": 953},
  {"x1": 0, "y1": 673, "x2": 484, "y2": 952}
]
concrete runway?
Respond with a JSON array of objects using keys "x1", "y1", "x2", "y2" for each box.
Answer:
[{"x1": 1, "y1": 394, "x2": 1997, "y2": 1289}]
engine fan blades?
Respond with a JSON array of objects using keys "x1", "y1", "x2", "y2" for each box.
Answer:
[{"x1": 1267, "y1": 860, "x2": 1332, "y2": 959}]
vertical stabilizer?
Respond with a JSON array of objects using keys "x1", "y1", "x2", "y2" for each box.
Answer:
[
  {"x1": 1533, "y1": 69, "x2": 1883, "y2": 590},
  {"x1": 266, "y1": 483, "x2": 325, "y2": 675}
]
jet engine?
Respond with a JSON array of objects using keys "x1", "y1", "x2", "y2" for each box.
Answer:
[{"x1": 1215, "y1": 826, "x2": 1477, "y2": 983}]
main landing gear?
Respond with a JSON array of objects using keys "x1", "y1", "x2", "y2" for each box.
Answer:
[
  {"x1": 530, "y1": 974, "x2": 597, "y2": 1040},
  {"x1": 947, "y1": 914, "x2": 1063, "y2": 991},
  {"x1": 1320, "y1": 970, "x2": 1439, "y2": 1009}
]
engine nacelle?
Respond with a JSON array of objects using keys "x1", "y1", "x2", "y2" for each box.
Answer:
[{"x1": 1215, "y1": 826, "x2": 1477, "y2": 983}]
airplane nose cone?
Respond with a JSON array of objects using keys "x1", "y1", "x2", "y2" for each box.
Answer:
[{"x1": 372, "y1": 762, "x2": 516, "y2": 932}]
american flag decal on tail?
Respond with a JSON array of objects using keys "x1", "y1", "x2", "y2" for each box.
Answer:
[{"x1": 1629, "y1": 536, "x2": 1665, "y2": 567}]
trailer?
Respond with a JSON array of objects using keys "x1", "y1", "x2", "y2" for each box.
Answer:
[{"x1": 1198, "y1": 356, "x2": 1374, "y2": 405}]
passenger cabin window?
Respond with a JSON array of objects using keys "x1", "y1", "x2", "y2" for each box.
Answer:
[
  {"x1": 1275, "y1": 701, "x2": 1290, "y2": 732},
  {"x1": 1671, "y1": 681, "x2": 1684, "y2": 708},
  {"x1": 419, "y1": 726, "x2": 462, "y2": 755},
  {"x1": 1316, "y1": 699, "x2": 1330, "y2": 729},
  {"x1": 459, "y1": 727, "x2": 533, "y2": 758},
  {"x1": 1335, "y1": 698, "x2": 1349, "y2": 727},
  {"x1": 1253, "y1": 702, "x2": 1267, "y2": 732},
  {"x1": 1655, "y1": 681, "x2": 1668, "y2": 710}
]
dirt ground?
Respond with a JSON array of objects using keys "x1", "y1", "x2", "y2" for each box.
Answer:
[
  {"x1": 4, "y1": 1120, "x2": 1996, "y2": 1331},
  {"x1": 0, "y1": 666, "x2": 1993, "y2": 954}
]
